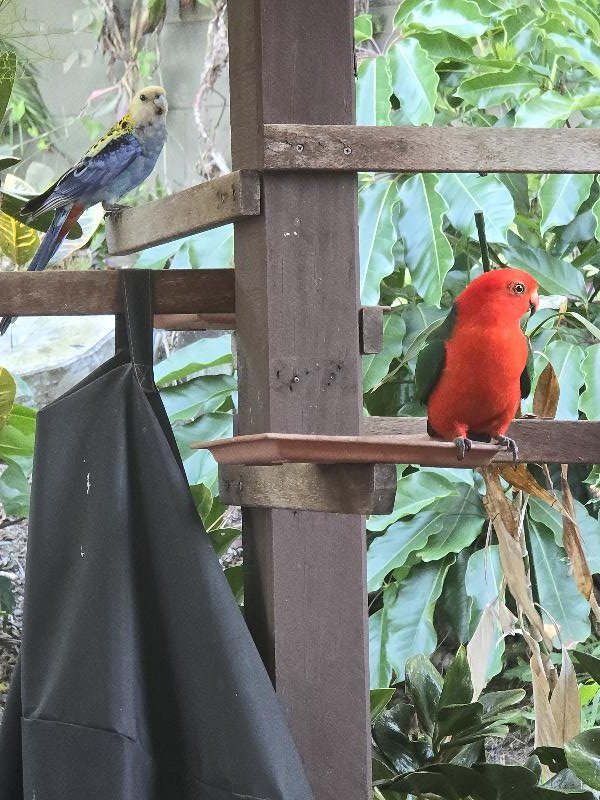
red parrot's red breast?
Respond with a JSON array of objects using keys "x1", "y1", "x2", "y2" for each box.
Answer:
[{"x1": 427, "y1": 268, "x2": 539, "y2": 443}]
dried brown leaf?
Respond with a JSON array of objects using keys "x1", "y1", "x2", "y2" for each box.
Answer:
[
  {"x1": 533, "y1": 362, "x2": 560, "y2": 419},
  {"x1": 468, "y1": 596, "x2": 517, "y2": 699},
  {"x1": 481, "y1": 467, "x2": 552, "y2": 648},
  {"x1": 550, "y1": 646, "x2": 581, "y2": 745},
  {"x1": 531, "y1": 651, "x2": 560, "y2": 749},
  {"x1": 495, "y1": 463, "x2": 571, "y2": 519}
]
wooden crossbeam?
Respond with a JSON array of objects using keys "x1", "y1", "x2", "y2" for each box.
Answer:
[
  {"x1": 362, "y1": 417, "x2": 600, "y2": 464},
  {"x1": 105, "y1": 170, "x2": 261, "y2": 256},
  {"x1": 219, "y1": 463, "x2": 396, "y2": 514},
  {"x1": 0, "y1": 270, "x2": 235, "y2": 315},
  {"x1": 263, "y1": 125, "x2": 600, "y2": 174}
]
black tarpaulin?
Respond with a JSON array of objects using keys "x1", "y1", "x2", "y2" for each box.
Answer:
[{"x1": 0, "y1": 270, "x2": 314, "y2": 800}]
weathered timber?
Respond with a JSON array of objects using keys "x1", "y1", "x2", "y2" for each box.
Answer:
[
  {"x1": 361, "y1": 416, "x2": 600, "y2": 464},
  {"x1": 105, "y1": 170, "x2": 260, "y2": 255},
  {"x1": 229, "y1": 2, "x2": 370, "y2": 797},
  {"x1": 263, "y1": 125, "x2": 600, "y2": 174},
  {"x1": 0, "y1": 270, "x2": 235, "y2": 316},
  {"x1": 359, "y1": 306, "x2": 384, "y2": 354},
  {"x1": 153, "y1": 312, "x2": 236, "y2": 330},
  {"x1": 219, "y1": 463, "x2": 396, "y2": 514}
]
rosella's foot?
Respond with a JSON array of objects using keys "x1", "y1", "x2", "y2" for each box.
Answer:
[
  {"x1": 494, "y1": 434, "x2": 518, "y2": 464},
  {"x1": 102, "y1": 201, "x2": 128, "y2": 214},
  {"x1": 453, "y1": 436, "x2": 472, "y2": 461}
]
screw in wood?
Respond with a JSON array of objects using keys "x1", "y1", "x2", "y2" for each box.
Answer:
[
  {"x1": 343, "y1": 146, "x2": 352, "y2": 155},
  {"x1": 296, "y1": 143, "x2": 304, "y2": 152}
]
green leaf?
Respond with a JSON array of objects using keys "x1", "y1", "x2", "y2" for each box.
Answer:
[
  {"x1": 385, "y1": 557, "x2": 454, "y2": 681},
  {"x1": 405, "y1": 654, "x2": 443, "y2": 736},
  {"x1": 528, "y1": 519, "x2": 591, "y2": 647},
  {"x1": 573, "y1": 652, "x2": 600, "y2": 685},
  {"x1": 354, "y1": 13, "x2": 373, "y2": 43},
  {"x1": 370, "y1": 604, "x2": 393, "y2": 689},
  {"x1": 411, "y1": 30, "x2": 474, "y2": 63},
  {"x1": 359, "y1": 178, "x2": 397, "y2": 305},
  {"x1": 0, "y1": 403, "x2": 36, "y2": 461},
  {"x1": 356, "y1": 56, "x2": 392, "y2": 126},
  {"x1": 189, "y1": 481, "x2": 213, "y2": 521},
  {"x1": 479, "y1": 689, "x2": 526, "y2": 716},
  {"x1": 0, "y1": 51, "x2": 16, "y2": 124},
  {"x1": 173, "y1": 412, "x2": 233, "y2": 487},
  {"x1": 224, "y1": 564, "x2": 244, "y2": 605},
  {"x1": 160, "y1": 374, "x2": 236, "y2": 422},
  {"x1": 515, "y1": 92, "x2": 600, "y2": 128},
  {"x1": 417, "y1": 484, "x2": 485, "y2": 563},
  {"x1": 0, "y1": 460, "x2": 30, "y2": 516},
  {"x1": 368, "y1": 469, "x2": 458, "y2": 532},
  {"x1": 388, "y1": 39, "x2": 438, "y2": 125},
  {"x1": 367, "y1": 507, "x2": 443, "y2": 591},
  {"x1": 465, "y1": 546, "x2": 506, "y2": 685},
  {"x1": 363, "y1": 313, "x2": 406, "y2": 394},
  {"x1": 0, "y1": 191, "x2": 82, "y2": 239},
  {"x1": 500, "y1": 231, "x2": 587, "y2": 301},
  {"x1": 0, "y1": 576, "x2": 15, "y2": 615},
  {"x1": 544, "y1": 340, "x2": 585, "y2": 420},
  {"x1": 539, "y1": 174, "x2": 594, "y2": 235},
  {"x1": 371, "y1": 688, "x2": 396, "y2": 722},
  {"x1": 436, "y1": 172, "x2": 515, "y2": 244},
  {"x1": 206, "y1": 527, "x2": 240, "y2": 558},
  {"x1": 0, "y1": 210, "x2": 39, "y2": 266},
  {"x1": 439, "y1": 646, "x2": 473, "y2": 709},
  {"x1": 154, "y1": 335, "x2": 233, "y2": 386},
  {"x1": 436, "y1": 701, "x2": 483, "y2": 740},
  {"x1": 402, "y1": 0, "x2": 489, "y2": 39},
  {"x1": 566, "y1": 728, "x2": 600, "y2": 790},
  {"x1": 396, "y1": 173, "x2": 453, "y2": 306},
  {"x1": 498, "y1": 173, "x2": 530, "y2": 215},
  {"x1": 0, "y1": 156, "x2": 19, "y2": 172},
  {"x1": 0, "y1": 368, "x2": 16, "y2": 430},
  {"x1": 580, "y1": 344, "x2": 600, "y2": 420},
  {"x1": 547, "y1": 31, "x2": 600, "y2": 80},
  {"x1": 456, "y1": 66, "x2": 539, "y2": 108},
  {"x1": 373, "y1": 701, "x2": 431, "y2": 774}
]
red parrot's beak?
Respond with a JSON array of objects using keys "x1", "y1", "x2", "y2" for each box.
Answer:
[{"x1": 529, "y1": 290, "x2": 539, "y2": 314}]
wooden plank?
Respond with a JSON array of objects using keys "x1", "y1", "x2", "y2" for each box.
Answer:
[
  {"x1": 0, "y1": 270, "x2": 235, "y2": 315},
  {"x1": 361, "y1": 416, "x2": 600, "y2": 464},
  {"x1": 153, "y1": 312, "x2": 236, "y2": 330},
  {"x1": 263, "y1": 124, "x2": 600, "y2": 174},
  {"x1": 359, "y1": 306, "x2": 384, "y2": 354},
  {"x1": 219, "y1": 463, "x2": 396, "y2": 514},
  {"x1": 229, "y1": 2, "x2": 371, "y2": 798},
  {"x1": 105, "y1": 170, "x2": 260, "y2": 255}
]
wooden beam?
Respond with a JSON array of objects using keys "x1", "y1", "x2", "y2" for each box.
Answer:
[
  {"x1": 219, "y1": 463, "x2": 396, "y2": 514},
  {"x1": 153, "y1": 312, "x2": 236, "y2": 330},
  {"x1": 229, "y1": 2, "x2": 371, "y2": 797},
  {"x1": 359, "y1": 306, "x2": 384, "y2": 354},
  {"x1": 361, "y1": 417, "x2": 600, "y2": 464},
  {"x1": 105, "y1": 170, "x2": 260, "y2": 255},
  {"x1": 263, "y1": 125, "x2": 600, "y2": 174},
  {"x1": 0, "y1": 270, "x2": 235, "y2": 315}
]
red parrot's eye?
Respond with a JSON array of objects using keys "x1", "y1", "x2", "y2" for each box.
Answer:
[{"x1": 510, "y1": 282, "x2": 525, "y2": 294}]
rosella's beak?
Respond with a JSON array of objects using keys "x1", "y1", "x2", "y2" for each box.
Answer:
[
  {"x1": 153, "y1": 94, "x2": 167, "y2": 113},
  {"x1": 529, "y1": 290, "x2": 539, "y2": 315}
]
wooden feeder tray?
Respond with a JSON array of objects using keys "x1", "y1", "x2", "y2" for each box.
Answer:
[{"x1": 193, "y1": 432, "x2": 501, "y2": 468}]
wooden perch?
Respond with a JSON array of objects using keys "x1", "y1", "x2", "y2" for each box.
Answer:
[
  {"x1": 263, "y1": 125, "x2": 600, "y2": 174},
  {"x1": 105, "y1": 170, "x2": 261, "y2": 255},
  {"x1": 0, "y1": 270, "x2": 235, "y2": 316}
]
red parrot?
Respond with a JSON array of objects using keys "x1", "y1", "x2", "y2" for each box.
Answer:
[{"x1": 414, "y1": 268, "x2": 539, "y2": 462}]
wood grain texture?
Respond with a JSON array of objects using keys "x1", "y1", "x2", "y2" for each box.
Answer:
[
  {"x1": 105, "y1": 170, "x2": 260, "y2": 255},
  {"x1": 263, "y1": 125, "x2": 600, "y2": 173},
  {"x1": 219, "y1": 463, "x2": 396, "y2": 514},
  {"x1": 361, "y1": 417, "x2": 600, "y2": 464},
  {"x1": 229, "y1": 2, "x2": 371, "y2": 797},
  {"x1": 359, "y1": 306, "x2": 384, "y2": 354},
  {"x1": 153, "y1": 312, "x2": 236, "y2": 330},
  {"x1": 0, "y1": 269, "x2": 235, "y2": 315}
]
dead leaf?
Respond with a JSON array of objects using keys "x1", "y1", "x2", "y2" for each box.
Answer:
[
  {"x1": 560, "y1": 465, "x2": 600, "y2": 621},
  {"x1": 550, "y1": 646, "x2": 581, "y2": 745},
  {"x1": 468, "y1": 595, "x2": 517, "y2": 700},
  {"x1": 531, "y1": 651, "x2": 560, "y2": 749},
  {"x1": 533, "y1": 362, "x2": 560, "y2": 419},
  {"x1": 481, "y1": 467, "x2": 552, "y2": 649},
  {"x1": 494, "y1": 463, "x2": 571, "y2": 519}
]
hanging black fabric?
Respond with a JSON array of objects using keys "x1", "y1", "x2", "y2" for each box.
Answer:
[{"x1": 0, "y1": 270, "x2": 314, "y2": 800}]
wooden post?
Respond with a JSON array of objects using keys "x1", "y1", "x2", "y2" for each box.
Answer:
[{"x1": 228, "y1": 3, "x2": 371, "y2": 798}]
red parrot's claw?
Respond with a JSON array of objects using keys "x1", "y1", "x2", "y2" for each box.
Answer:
[
  {"x1": 453, "y1": 436, "x2": 472, "y2": 461},
  {"x1": 494, "y1": 435, "x2": 518, "y2": 465}
]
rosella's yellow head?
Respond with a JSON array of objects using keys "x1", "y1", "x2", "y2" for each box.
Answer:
[{"x1": 128, "y1": 86, "x2": 168, "y2": 128}]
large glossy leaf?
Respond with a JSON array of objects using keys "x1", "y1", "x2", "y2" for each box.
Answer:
[
  {"x1": 368, "y1": 469, "x2": 458, "y2": 532},
  {"x1": 388, "y1": 39, "x2": 438, "y2": 125},
  {"x1": 436, "y1": 172, "x2": 515, "y2": 244},
  {"x1": 363, "y1": 313, "x2": 405, "y2": 393},
  {"x1": 400, "y1": 0, "x2": 489, "y2": 38},
  {"x1": 417, "y1": 484, "x2": 485, "y2": 562},
  {"x1": 580, "y1": 344, "x2": 600, "y2": 420},
  {"x1": 384, "y1": 557, "x2": 454, "y2": 681},
  {"x1": 528, "y1": 495, "x2": 600, "y2": 576},
  {"x1": 411, "y1": 30, "x2": 474, "y2": 62},
  {"x1": 359, "y1": 178, "x2": 398, "y2": 305},
  {"x1": 160, "y1": 374, "x2": 236, "y2": 422},
  {"x1": 370, "y1": 603, "x2": 392, "y2": 689},
  {"x1": 546, "y1": 31, "x2": 600, "y2": 80},
  {"x1": 371, "y1": 688, "x2": 396, "y2": 722},
  {"x1": 566, "y1": 728, "x2": 600, "y2": 790},
  {"x1": 173, "y1": 412, "x2": 233, "y2": 488},
  {"x1": 456, "y1": 66, "x2": 539, "y2": 108},
  {"x1": 154, "y1": 335, "x2": 233, "y2": 386},
  {"x1": 356, "y1": 56, "x2": 392, "y2": 126},
  {"x1": 405, "y1": 654, "x2": 443, "y2": 735},
  {"x1": 0, "y1": 190, "x2": 82, "y2": 239},
  {"x1": 500, "y1": 231, "x2": 587, "y2": 301},
  {"x1": 396, "y1": 173, "x2": 453, "y2": 305},
  {"x1": 544, "y1": 340, "x2": 585, "y2": 420},
  {"x1": 354, "y1": 13, "x2": 373, "y2": 43},
  {"x1": 515, "y1": 91, "x2": 600, "y2": 127},
  {"x1": 0, "y1": 210, "x2": 39, "y2": 266},
  {"x1": 0, "y1": 460, "x2": 30, "y2": 516},
  {"x1": 439, "y1": 646, "x2": 473, "y2": 709},
  {"x1": 0, "y1": 404, "x2": 36, "y2": 461},
  {"x1": 373, "y1": 701, "x2": 432, "y2": 774},
  {"x1": 528, "y1": 519, "x2": 591, "y2": 648},
  {"x1": 539, "y1": 174, "x2": 595, "y2": 235},
  {"x1": 465, "y1": 546, "x2": 506, "y2": 687}
]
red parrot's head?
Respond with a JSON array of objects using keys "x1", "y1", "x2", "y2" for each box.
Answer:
[{"x1": 457, "y1": 268, "x2": 539, "y2": 323}]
